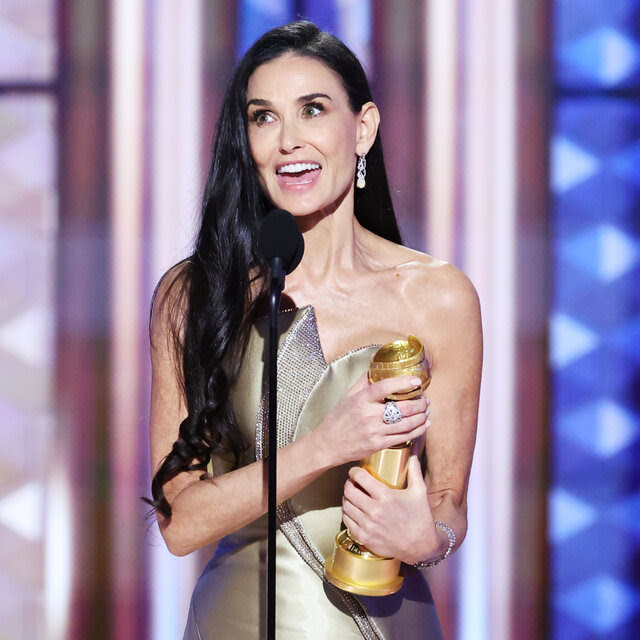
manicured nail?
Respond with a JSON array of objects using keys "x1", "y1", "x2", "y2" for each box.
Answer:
[
  {"x1": 425, "y1": 397, "x2": 431, "y2": 406},
  {"x1": 426, "y1": 407, "x2": 431, "y2": 418},
  {"x1": 425, "y1": 419, "x2": 432, "y2": 429}
]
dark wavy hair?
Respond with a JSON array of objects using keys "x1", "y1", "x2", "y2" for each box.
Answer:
[{"x1": 147, "y1": 20, "x2": 402, "y2": 518}]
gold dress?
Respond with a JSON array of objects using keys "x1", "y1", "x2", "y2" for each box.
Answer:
[{"x1": 183, "y1": 307, "x2": 443, "y2": 639}]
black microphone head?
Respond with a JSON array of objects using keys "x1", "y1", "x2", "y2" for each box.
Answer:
[{"x1": 258, "y1": 209, "x2": 304, "y2": 274}]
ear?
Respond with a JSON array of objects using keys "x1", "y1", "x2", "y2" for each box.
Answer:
[{"x1": 355, "y1": 101, "x2": 380, "y2": 156}]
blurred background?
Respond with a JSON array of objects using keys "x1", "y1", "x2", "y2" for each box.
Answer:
[{"x1": 0, "y1": 0, "x2": 638, "y2": 638}]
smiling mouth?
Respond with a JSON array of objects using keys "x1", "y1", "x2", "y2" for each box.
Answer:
[{"x1": 276, "y1": 162, "x2": 321, "y2": 180}]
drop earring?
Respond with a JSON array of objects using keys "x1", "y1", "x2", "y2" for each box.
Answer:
[{"x1": 356, "y1": 153, "x2": 366, "y2": 189}]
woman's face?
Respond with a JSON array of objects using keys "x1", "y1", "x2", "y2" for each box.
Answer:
[{"x1": 246, "y1": 54, "x2": 363, "y2": 217}]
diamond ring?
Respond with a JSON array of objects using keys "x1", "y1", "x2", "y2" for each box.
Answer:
[{"x1": 382, "y1": 401, "x2": 402, "y2": 424}]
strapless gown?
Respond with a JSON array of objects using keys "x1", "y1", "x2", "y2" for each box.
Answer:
[{"x1": 183, "y1": 306, "x2": 443, "y2": 639}]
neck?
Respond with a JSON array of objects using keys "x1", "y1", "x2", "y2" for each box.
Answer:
[{"x1": 291, "y1": 195, "x2": 367, "y2": 285}]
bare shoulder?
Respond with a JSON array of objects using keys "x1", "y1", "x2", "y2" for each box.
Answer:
[
  {"x1": 403, "y1": 253, "x2": 479, "y2": 316},
  {"x1": 150, "y1": 259, "x2": 192, "y2": 350},
  {"x1": 384, "y1": 251, "x2": 483, "y2": 398},
  {"x1": 373, "y1": 238, "x2": 479, "y2": 315}
]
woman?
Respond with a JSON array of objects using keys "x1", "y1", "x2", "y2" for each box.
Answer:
[{"x1": 148, "y1": 20, "x2": 482, "y2": 639}]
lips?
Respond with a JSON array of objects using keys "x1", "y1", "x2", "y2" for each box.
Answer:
[{"x1": 275, "y1": 161, "x2": 321, "y2": 190}]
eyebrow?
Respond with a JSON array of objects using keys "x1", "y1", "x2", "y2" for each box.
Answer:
[{"x1": 246, "y1": 93, "x2": 333, "y2": 109}]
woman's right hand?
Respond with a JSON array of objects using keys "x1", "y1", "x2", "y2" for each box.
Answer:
[{"x1": 310, "y1": 372, "x2": 430, "y2": 468}]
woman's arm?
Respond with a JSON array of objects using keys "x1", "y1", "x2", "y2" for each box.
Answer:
[
  {"x1": 150, "y1": 301, "x2": 430, "y2": 557},
  {"x1": 341, "y1": 263, "x2": 482, "y2": 564}
]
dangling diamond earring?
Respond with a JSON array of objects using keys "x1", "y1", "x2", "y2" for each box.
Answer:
[{"x1": 356, "y1": 153, "x2": 366, "y2": 189}]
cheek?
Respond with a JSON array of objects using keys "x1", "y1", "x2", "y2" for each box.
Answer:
[
  {"x1": 326, "y1": 124, "x2": 358, "y2": 170},
  {"x1": 248, "y1": 130, "x2": 270, "y2": 168},
  {"x1": 248, "y1": 136, "x2": 272, "y2": 188},
  {"x1": 329, "y1": 143, "x2": 357, "y2": 180}
]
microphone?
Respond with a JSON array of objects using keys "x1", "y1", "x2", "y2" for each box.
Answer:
[
  {"x1": 258, "y1": 209, "x2": 304, "y2": 290},
  {"x1": 257, "y1": 208, "x2": 304, "y2": 640}
]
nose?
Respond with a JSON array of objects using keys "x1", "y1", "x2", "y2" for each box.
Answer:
[{"x1": 279, "y1": 118, "x2": 304, "y2": 154}]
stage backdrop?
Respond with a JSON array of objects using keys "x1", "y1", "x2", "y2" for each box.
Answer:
[{"x1": 2, "y1": 1, "x2": 637, "y2": 639}]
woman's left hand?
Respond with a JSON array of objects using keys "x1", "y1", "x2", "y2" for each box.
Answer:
[{"x1": 341, "y1": 455, "x2": 442, "y2": 564}]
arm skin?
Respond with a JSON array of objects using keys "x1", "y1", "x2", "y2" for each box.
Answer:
[
  {"x1": 341, "y1": 265, "x2": 482, "y2": 565},
  {"x1": 149, "y1": 296, "x2": 431, "y2": 557}
]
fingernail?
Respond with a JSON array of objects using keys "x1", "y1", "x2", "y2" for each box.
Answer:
[
  {"x1": 426, "y1": 397, "x2": 431, "y2": 406},
  {"x1": 411, "y1": 377, "x2": 422, "y2": 386},
  {"x1": 426, "y1": 419, "x2": 432, "y2": 429},
  {"x1": 426, "y1": 407, "x2": 431, "y2": 418}
]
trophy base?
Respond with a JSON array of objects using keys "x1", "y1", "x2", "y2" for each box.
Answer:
[
  {"x1": 324, "y1": 530, "x2": 404, "y2": 597},
  {"x1": 325, "y1": 557, "x2": 404, "y2": 596}
]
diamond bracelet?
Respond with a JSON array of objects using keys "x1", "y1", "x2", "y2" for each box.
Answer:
[{"x1": 412, "y1": 521, "x2": 457, "y2": 568}]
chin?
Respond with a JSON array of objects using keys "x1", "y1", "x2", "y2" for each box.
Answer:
[
  {"x1": 289, "y1": 205, "x2": 325, "y2": 217},
  {"x1": 268, "y1": 189, "x2": 351, "y2": 219},
  {"x1": 267, "y1": 196, "x2": 324, "y2": 217}
]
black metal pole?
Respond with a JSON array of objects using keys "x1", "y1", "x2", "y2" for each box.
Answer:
[{"x1": 267, "y1": 257, "x2": 284, "y2": 640}]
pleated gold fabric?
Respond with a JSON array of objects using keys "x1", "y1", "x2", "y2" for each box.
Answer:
[{"x1": 183, "y1": 307, "x2": 443, "y2": 639}]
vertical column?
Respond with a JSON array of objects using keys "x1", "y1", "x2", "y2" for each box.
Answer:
[
  {"x1": 422, "y1": 7, "x2": 463, "y2": 635},
  {"x1": 147, "y1": 2, "x2": 204, "y2": 639},
  {"x1": 333, "y1": 0, "x2": 371, "y2": 72},
  {"x1": 0, "y1": 3, "x2": 58, "y2": 637},
  {"x1": 299, "y1": 0, "x2": 336, "y2": 34},
  {"x1": 512, "y1": 2, "x2": 550, "y2": 637},
  {"x1": 458, "y1": 1, "x2": 518, "y2": 639},
  {"x1": 425, "y1": 0, "x2": 459, "y2": 263},
  {"x1": 109, "y1": 1, "x2": 146, "y2": 638},
  {"x1": 372, "y1": 0, "x2": 426, "y2": 247},
  {"x1": 236, "y1": 0, "x2": 294, "y2": 57},
  {"x1": 201, "y1": 0, "x2": 237, "y2": 167},
  {"x1": 57, "y1": 1, "x2": 111, "y2": 638}
]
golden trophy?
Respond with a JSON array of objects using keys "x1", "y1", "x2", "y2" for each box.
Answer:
[{"x1": 324, "y1": 335, "x2": 431, "y2": 596}]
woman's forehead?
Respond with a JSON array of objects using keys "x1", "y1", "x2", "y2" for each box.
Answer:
[{"x1": 247, "y1": 54, "x2": 345, "y2": 101}]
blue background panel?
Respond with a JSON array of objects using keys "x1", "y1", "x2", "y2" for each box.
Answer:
[{"x1": 551, "y1": 2, "x2": 640, "y2": 637}]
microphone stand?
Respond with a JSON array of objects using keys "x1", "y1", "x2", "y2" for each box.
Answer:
[{"x1": 267, "y1": 255, "x2": 285, "y2": 640}]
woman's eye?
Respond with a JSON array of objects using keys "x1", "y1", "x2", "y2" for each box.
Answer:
[
  {"x1": 250, "y1": 111, "x2": 274, "y2": 125},
  {"x1": 302, "y1": 103, "x2": 324, "y2": 117}
]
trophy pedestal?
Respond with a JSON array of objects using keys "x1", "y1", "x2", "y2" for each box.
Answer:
[
  {"x1": 324, "y1": 335, "x2": 431, "y2": 597},
  {"x1": 325, "y1": 443, "x2": 410, "y2": 595},
  {"x1": 324, "y1": 529, "x2": 404, "y2": 596}
]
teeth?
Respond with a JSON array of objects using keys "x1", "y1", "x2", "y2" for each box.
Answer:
[{"x1": 277, "y1": 162, "x2": 320, "y2": 174}]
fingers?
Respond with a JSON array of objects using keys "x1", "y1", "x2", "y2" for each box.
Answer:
[
  {"x1": 368, "y1": 375, "x2": 424, "y2": 402},
  {"x1": 342, "y1": 479, "x2": 372, "y2": 514},
  {"x1": 342, "y1": 504, "x2": 387, "y2": 555},
  {"x1": 341, "y1": 513, "x2": 364, "y2": 546},
  {"x1": 391, "y1": 396, "x2": 429, "y2": 419},
  {"x1": 342, "y1": 476, "x2": 373, "y2": 544},
  {"x1": 329, "y1": 372, "x2": 432, "y2": 465},
  {"x1": 348, "y1": 466, "x2": 386, "y2": 499},
  {"x1": 368, "y1": 379, "x2": 430, "y2": 419},
  {"x1": 342, "y1": 472, "x2": 384, "y2": 549},
  {"x1": 406, "y1": 455, "x2": 426, "y2": 488},
  {"x1": 384, "y1": 410, "x2": 428, "y2": 441},
  {"x1": 402, "y1": 422, "x2": 428, "y2": 442},
  {"x1": 383, "y1": 394, "x2": 430, "y2": 437}
]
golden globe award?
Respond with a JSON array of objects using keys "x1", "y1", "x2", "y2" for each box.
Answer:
[{"x1": 324, "y1": 335, "x2": 431, "y2": 596}]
